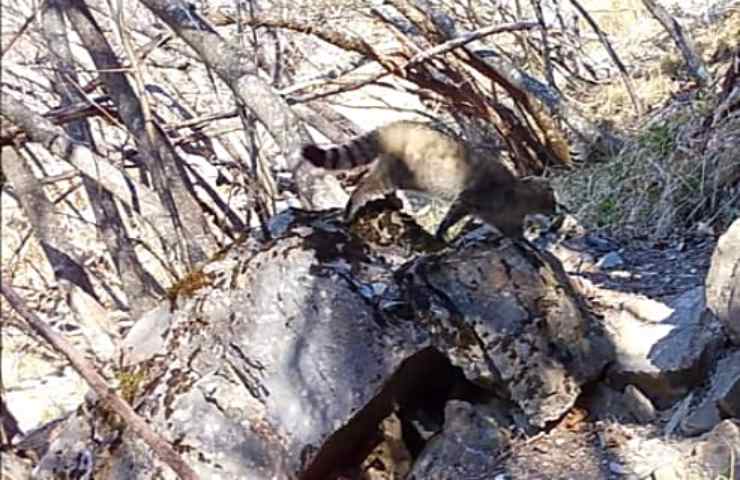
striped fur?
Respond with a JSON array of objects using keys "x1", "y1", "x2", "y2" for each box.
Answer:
[
  {"x1": 301, "y1": 121, "x2": 558, "y2": 238},
  {"x1": 302, "y1": 131, "x2": 379, "y2": 170}
]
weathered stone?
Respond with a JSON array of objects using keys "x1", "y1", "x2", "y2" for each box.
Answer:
[
  {"x1": 0, "y1": 448, "x2": 33, "y2": 480},
  {"x1": 687, "y1": 420, "x2": 740, "y2": 477},
  {"x1": 580, "y1": 383, "x2": 635, "y2": 422},
  {"x1": 27, "y1": 209, "x2": 613, "y2": 478},
  {"x1": 120, "y1": 304, "x2": 172, "y2": 366},
  {"x1": 651, "y1": 464, "x2": 681, "y2": 480},
  {"x1": 624, "y1": 384, "x2": 657, "y2": 423},
  {"x1": 612, "y1": 435, "x2": 685, "y2": 479},
  {"x1": 546, "y1": 242, "x2": 596, "y2": 274},
  {"x1": 597, "y1": 251, "x2": 625, "y2": 270},
  {"x1": 408, "y1": 401, "x2": 509, "y2": 479},
  {"x1": 609, "y1": 461, "x2": 629, "y2": 474},
  {"x1": 413, "y1": 240, "x2": 614, "y2": 427},
  {"x1": 31, "y1": 413, "x2": 94, "y2": 479},
  {"x1": 605, "y1": 287, "x2": 725, "y2": 407},
  {"x1": 682, "y1": 348, "x2": 740, "y2": 435},
  {"x1": 706, "y1": 219, "x2": 740, "y2": 345}
]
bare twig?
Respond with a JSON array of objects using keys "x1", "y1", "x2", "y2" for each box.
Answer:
[
  {"x1": 642, "y1": 0, "x2": 710, "y2": 85},
  {"x1": 289, "y1": 70, "x2": 390, "y2": 104},
  {"x1": 64, "y1": 0, "x2": 211, "y2": 266},
  {"x1": 1, "y1": 281, "x2": 199, "y2": 480},
  {"x1": 568, "y1": 0, "x2": 642, "y2": 115},
  {"x1": 107, "y1": 0, "x2": 158, "y2": 142},
  {"x1": 1, "y1": 95, "x2": 173, "y2": 237},
  {"x1": 140, "y1": 0, "x2": 336, "y2": 209},
  {"x1": 405, "y1": 21, "x2": 541, "y2": 67},
  {"x1": 1, "y1": 1, "x2": 43, "y2": 58}
]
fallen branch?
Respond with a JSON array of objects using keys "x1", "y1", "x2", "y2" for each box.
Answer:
[
  {"x1": 0, "y1": 0, "x2": 43, "y2": 58},
  {"x1": 1, "y1": 281, "x2": 200, "y2": 480}
]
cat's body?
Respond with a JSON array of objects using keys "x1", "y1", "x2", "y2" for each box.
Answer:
[{"x1": 302, "y1": 121, "x2": 556, "y2": 238}]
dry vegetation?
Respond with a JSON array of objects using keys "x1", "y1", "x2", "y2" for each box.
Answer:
[{"x1": 554, "y1": 5, "x2": 740, "y2": 239}]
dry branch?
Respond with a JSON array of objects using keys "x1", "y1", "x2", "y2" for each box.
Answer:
[
  {"x1": 0, "y1": 95, "x2": 173, "y2": 241},
  {"x1": 567, "y1": 0, "x2": 642, "y2": 115},
  {"x1": 404, "y1": 21, "x2": 541, "y2": 67},
  {"x1": 42, "y1": 1, "x2": 165, "y2": 317},
  {"x1": 1, "y1": 281, "x2": 199, "y2": 480},
  {"x1": 642, "y1": 0, "x2": 710, "y2": 85},
  {"x1": 2, "y1": 146, "x2": 101, "y2": 302},
  {"x1": 242, "y1": 10, "x2": 570, "y2": 173},
  {"x1": 64, "y1": 0, "x2": 211, "y2": 266},
  {"x1": 139, "y1": 0, "x2": 345, "y2": 211},
  {"x1": 0, "y1": 1, "x2": 40, "y2": 58}
]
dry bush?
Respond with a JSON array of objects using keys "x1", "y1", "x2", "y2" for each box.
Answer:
[
  {"x1": 553, "y1": 7, "x2": 740, "y2": 239},
  {"x1": 555, "y1": 83, "x2": 739, "y2": 238}
]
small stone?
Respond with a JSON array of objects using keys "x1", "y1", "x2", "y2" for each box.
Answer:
[
  {"x1": 609, "y1": 461, "x2": 628, "y2": 475},
  {"x1": 558, "y1": 214, "x2": 586, "y2": 236},
  {"x1": 610, "y1": 270, "x2": 632, "y2": 279},
  {"x1": 652, "y1": 464, "x2": 680, "y2": 480},
  {"x1": 623, "y1": 385, "x2": 657, "y2": 423},
  {"x1": 597, "y1": 251, "x2": 624, "y2": 269},
  {"x1": 585, "y1": 234, "x2": 617, "y2": 252}
]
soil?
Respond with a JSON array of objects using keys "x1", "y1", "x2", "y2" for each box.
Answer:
[{"x1": 547, "y1": 230, "x2": 717, "y2": 301}]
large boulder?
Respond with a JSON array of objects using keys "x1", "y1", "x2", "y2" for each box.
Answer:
[
  {"x1": 706, "y1": 219, "x2": 740, "y2": 345},
  {"x1": 28, "y1": 207, "x2": 613, "y2": 478}
]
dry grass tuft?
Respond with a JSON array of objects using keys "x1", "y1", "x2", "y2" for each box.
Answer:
[
  {"x1": 556, "y1": 88, "x2": 740, "y2": 239},
  {"x1": 555, "y1": 7, "x2": 740, "y2": 239}
]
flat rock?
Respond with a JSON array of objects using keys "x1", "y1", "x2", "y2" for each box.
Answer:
[
  {"x1": 623, "y1": 384, "x2": 657, "y2": 423},
  {"x1": 415, "y1": 241, "x2": 614, "y2": 427},
  {"x1": 686, "y1": 420, "x2": 740, "y2": 477},
  {"x1": 597, "y1": 251, "x2": 625, "y2": 270},
  {"x1": 605, "y1": 287, "x2": 725, "y2": 407}
]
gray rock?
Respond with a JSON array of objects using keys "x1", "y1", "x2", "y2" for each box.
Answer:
[
  {"x1": 608, "y1": 419, "x2": 740, "y2": 480},
  {"x1": 609, "y1": 461, "x2": 628, "y2": 475},
  {"x1": 580, "y1": 383, "x2": 635, "y2": 422},
  {"x1": 408, "y1": 401, "x2": 509, "y2": 479},
  {"x1": 28, "y1": 210, "x2": 613, "y2": 478},
  {"x1": 682, "y1": 348, "x2": 740, "y2": 435},
  {"x1": 120, "y1": 304, "x2": 172, "y2": 366},
  {"x1": 624, "y1": 384, "x2": 657, "y2": 423},
  {"x1": 597, "y1": 251, "x2": 625, "y2": 270},
  {"x1": 0, "y1": 448, "x2": 33, "y2": 480},
  {"x1": 651, "y1": 464, "x2": 680, "y2": 480},
  {"x1": 31, "y1": 413, "x2": 94, "y2": 480},
  {"x1": 687, "y1": 420, "x2": 740, "y2": 477},
  {"x1": 558, "y1": 213, "x2": 587, "y2": 237},
  {"x1": 546, "y1": 242, "x2": 596, "y2": 274},
  {"x1": 606, "y1": 287, "x2": 725, "y2": 408},
  {"x1": 610, "y1": 435, "x2": 686, "y2": 480},
  {"x1": 706, "y1": 219, "x2": 740, "y2": 345},
  {"x1": 415, "y1": 241, "x2": 614, "y2": 427},
  {"x1": 665, "y1": 392, "x2": 693, "y2": 437},
  {"x1": 585, "y1": 234, "x2": 618, "y2": 253}
]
